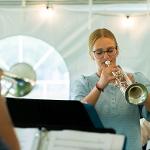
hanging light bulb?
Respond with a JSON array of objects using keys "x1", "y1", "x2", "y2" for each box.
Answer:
[
  {"x1": 47, "y1": 5, "x2": 55, "y2": 17},
  {"x1": 121, "y1": 15, "x2": 135, "y2": 29},
  {"x1": 39, "y1": 4, "x2": 55, "y2": 19}
]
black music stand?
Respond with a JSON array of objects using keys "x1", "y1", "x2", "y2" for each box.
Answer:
[
  {"x1": 6, "y1": 98, "x2": 115, "y2": 150},
  {"x1": 6, "y1": 98, "x2": 114, "y2": 133}
]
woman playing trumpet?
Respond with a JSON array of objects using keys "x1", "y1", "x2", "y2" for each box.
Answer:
[{"x1": 71, "y1": 28, "x2": 150, "y2": 150}]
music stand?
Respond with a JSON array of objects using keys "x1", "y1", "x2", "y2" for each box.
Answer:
[
  {"x1": 6, "y1": 98, "x2": 103, "y2": 129},
  {"x1": 6, "y1": 98, "x2": 115, "y2": 150}
]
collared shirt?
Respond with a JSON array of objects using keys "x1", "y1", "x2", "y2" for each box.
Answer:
[{"x1": 71, "y1": 72, "x2": 150, "y2": 150}]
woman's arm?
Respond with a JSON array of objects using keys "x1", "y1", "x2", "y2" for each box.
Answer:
[
  {"x1": 144, "y1": 93, "x2": 150, "y2": 112},
  {"x1": 81, "y1": 85, "x2": 103, "y2": 105},
  {"x1": 82, "y1": 66, "x2": 116, "y2": 105}
]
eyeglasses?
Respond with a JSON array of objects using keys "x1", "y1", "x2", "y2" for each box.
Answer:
[{"x1": 92, "y1": 46, "x2": 117, "y2": 59}]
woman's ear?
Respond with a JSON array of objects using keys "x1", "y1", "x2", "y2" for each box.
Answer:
[
  {"x1": 116, "y1": 47, "x2": 119, "y2": 56},
  {"x1": 90, "y1": 51, "x2": 95, "y2": 60}
]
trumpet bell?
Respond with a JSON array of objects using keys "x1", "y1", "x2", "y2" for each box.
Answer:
[
  {"x1": 3, "y1": 76, "x2": 35, "y2": 97},
  {"x1": 125, "y1": 83, "x2": 148, "y2": 105},
  {"x1": 105, "y1": 60, "x2": 148, "y2": 105},
  {"x1": 1, "y1": 62, "x2": 36, "y2": 97}
]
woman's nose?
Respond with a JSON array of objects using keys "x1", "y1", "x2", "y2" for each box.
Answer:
[{"x1": 103, "y1": 52, "x2": 110, "y2": 59}]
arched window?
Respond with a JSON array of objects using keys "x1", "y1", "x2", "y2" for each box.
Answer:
[
  {"x1": 0, "y1": 35, "x2": 70, "y2": 150},
  {"x1": 0, "y1": 35, "x2": 70, "y2": 99}
]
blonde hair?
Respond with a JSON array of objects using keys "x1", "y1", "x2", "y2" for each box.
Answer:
[{"x1": 88, "y1": 28, "x2": 118, "y2": 53}]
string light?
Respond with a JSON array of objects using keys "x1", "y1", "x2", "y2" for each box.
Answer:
[
  {"x1": 39, "y1": 4, "x2": 55, "y2": 19},
  {"x1": 121, "y1": 15, "x2": 135, "y2": 29}
]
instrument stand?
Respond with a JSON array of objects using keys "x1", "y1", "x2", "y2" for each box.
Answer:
[{"x1": 31, "y1": 128, "x2": 49, "y2": 150}]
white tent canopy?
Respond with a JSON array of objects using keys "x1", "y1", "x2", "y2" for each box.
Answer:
[
  {"x1": 1, "y1": 1, "x2": 150, "y2": 150},
  {"x1": 0, "y1": 0, "x2": 150, "y2": 94}
]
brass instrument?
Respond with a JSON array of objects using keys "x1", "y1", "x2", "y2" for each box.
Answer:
[
  {"x1": 0, "y1": 62, "x2": 36, "y2": 97},
  {"x1": 105, "y1": 61, "x2": 148, "y2": 105}
]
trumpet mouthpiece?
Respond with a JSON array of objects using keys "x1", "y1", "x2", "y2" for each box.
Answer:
[{"x1": 105, "y1": 61, "x2": 110, "y2": 66}]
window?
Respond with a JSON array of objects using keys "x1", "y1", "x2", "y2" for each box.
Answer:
[
  {"x1": 0, "y1": 35, "x2": 70, "y2": 99},
  {"x1": 0, "y1": 35, "x2": 70, "y2": 150}
]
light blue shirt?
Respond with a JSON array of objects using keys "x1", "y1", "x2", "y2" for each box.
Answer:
[{"x1": 71, "y1": 72, "x2": 150, "y2": 150}]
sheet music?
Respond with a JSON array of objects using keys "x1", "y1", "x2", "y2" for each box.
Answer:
[
  {"x1": 47, "y1": 130, "x2": 125, "y2": 150},
  {"x1": 15, "y1": 128, "x2": 39, "y2": 150}
]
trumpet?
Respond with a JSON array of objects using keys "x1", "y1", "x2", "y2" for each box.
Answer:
[
  {"x1": 105, "y1": 61, "x2": 148, "y2": 105},
  {"x1": 0, "y1": 62, "x2": 36, "y2": 97}
]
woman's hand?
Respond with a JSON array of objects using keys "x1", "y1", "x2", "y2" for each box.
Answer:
[
  {"x1": 127, "y1": 73, "x2": 135, "y2": 83},
  {"x1": 97, "y1": 64, "x2": 118, "y2": 89}
]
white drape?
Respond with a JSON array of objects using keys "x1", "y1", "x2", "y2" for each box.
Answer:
[{"x1": 0, "y1": 7, "x2": 150, "y2": 84}]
